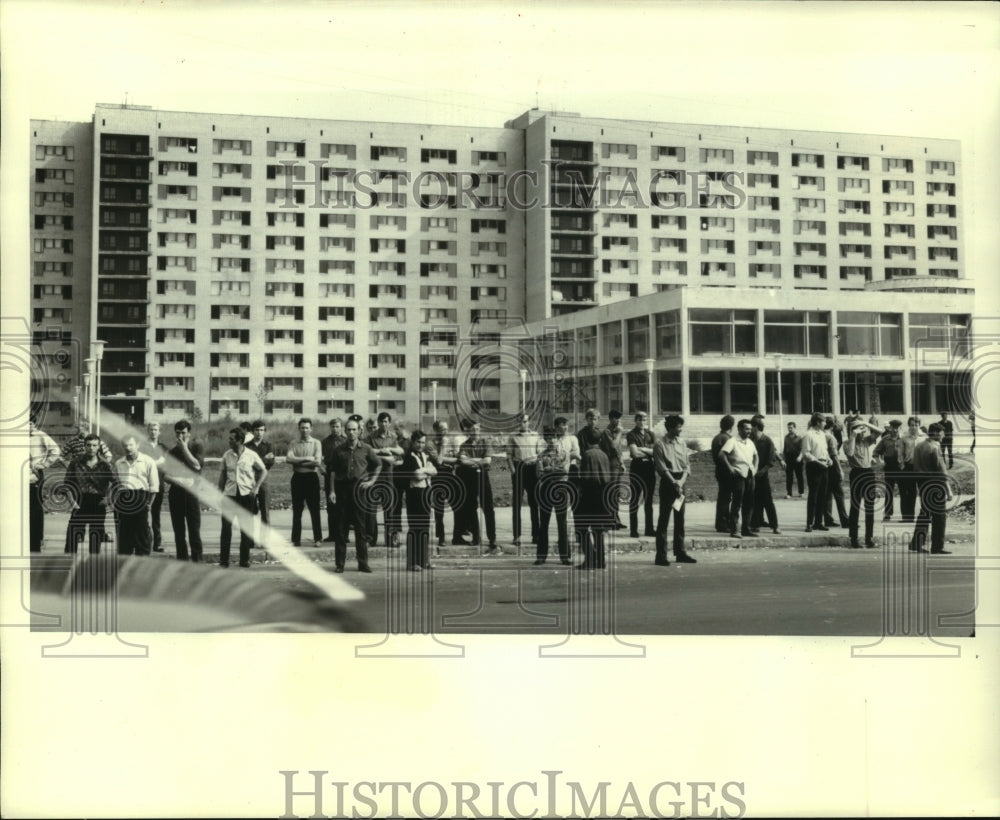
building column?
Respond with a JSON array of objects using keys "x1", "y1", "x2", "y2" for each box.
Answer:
[
  {"x1": 901, "y1": 312, "x2": 913, "y2": 418},
  {"x1": 902, "y1": 367, "x2": 914, "y2": 418},
  {"x1": 830, "y1": 365, "x2": 841, "y2": 416},
  {"x1": 680, "y1": 362, "x2": 691, "y2": 417},
  {"x1": 757, "y1": 364, "x2": 767, "y2": 415}
]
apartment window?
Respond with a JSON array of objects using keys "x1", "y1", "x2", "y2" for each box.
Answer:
[
  {"x1": 884, "y1": 224, "x2": 915, "y2": 239},
  {"x1": 837, "y1": 312, "x2": 902, "y2": 357},
  {"x1": 794, "y1": 242, "x2": 826, "y2": 257},
  {"x1": 750, "y1": 196, "x2": 781, "y2": 211},
  {"x1": 471, "y1": 218, "x2": 506, "y2": 233},
  {"x1": 321, "y1": 236, "x2": 355, "y2": 252},
  {"x1": 749, "y1": 240, "x2": 781, "y2": 256},
  {"x1": 884, "y1": 245, "x2": 916, "y2": 260},
  {"x1": 472, "y1": 150, "x2": 507, "y2": 166},
  {"x1": 265, "y1": 259, "x2": 303, "y2": 273},
  {"x1": 885, "y1": 268, "x2": 917, "y2": 279},
  {"x1": 908, "y1": 313, "x2": 969, "y2": 354},
  {"x1": 837, "y1": 177, "x2": 870, "y2": 193},
  {"x1": 927, "y1": 203, "x2": 957, "y2": 218},
  {"x1": 267, "y1": 211, "x2": 305, "y2": 227},
  {"x1": 320, "y1": 143, "x2": 356, "y2": 160},
  {"x1": 470, "y1": 286, "x2": 507, "y2": 301},
  {"x1": 793, "y1": 265, "x2": 827, "y2": 278},
  {"x1": 371, "y1": 214, "x2": 408, "y2": 230},
  {"x1": 839, "y1": 372, "x2": 904, "y2": 415},
  {"x1": 601, "y1": 143, "x2": 637, "y2": 159},
  {"x1": 35, "y1": 169, "x2": 75, "y2": 183},
  {"x1": 927, "y1": 182, "x2": 956, "y2": 196},
  {"x1": 471, "y1": 241, "x2": 505, "y2": 256},
  {"x1": 928, "y1": 269, "x2": 958, "y2": 279},
  {"x1": 210, "y1": 329, "x2": 249, "y2": 344},
  {"x1": 884, "y1": 201, "x2": 914, "y2": 217},
  {"x1": 839, "y1": 200, "x2": 870, "y2": 215},
  {"x1": 882, "y1": 179, "x2": 914, "y2": 195},
  {"x1": 213, "y1": 139, "x2": 251, "y2": 155},
  {"x1": 701, "y1": 238, "x2": 736, "y2": 254},
  {"x1": 688, "y1": 371, "x2": 724, "y2": 414},
  {"x1": 319, "y1": 282, "x2": 354, "y2": 298},
  {"x1": 928, "y1": 247, "x2": 959, "y2": 261},
  {"x1": 264, "y1": 353, "x2": 304, "y2": 368},
  {"x1": 882, "y1": 158, "x2": 913, "y2": 173},
  {"x1": 321, "y1": 213, "x2": 356, "y2": 228},
  {"x1": 266, "y1": 235, "x2": 305, "y2": 251},
  {"x1": 838, "y1": 221, "x2": 871, "y2": 237},
  {"x1": 651, "y1": 214, "x2": 686, "y2": 229},
  {"x1": 793, "y1": 220, "x2": 826, "y2": 236},
  {"x1": 836, "y1": 156, "x2": 869, "y2": 171},
  {"x1": 319, "y1": 306, "x2": 355, "y2": 321},
  {"x1": 839, "y1": 266, "x2": 872, "y2": 281},
  {"x1": 211, "y1": 353, "x2": 250, "y2": 368},
  {"x1": 926, "y1": 160, "x2": 955, "y2": 176},
  {"x1": 927, "y1": 225, "x2": 958, "y2": 241},
  {"x1": 266, "y1": 329, "x2": 305, "y2": 344},
  {"x1": 370, "y1": 237, "x2": 405, "y2": 253},
  {"x1": 839, "y1": 244, "x2": 872, "y2": 259},
  {"x1": 370, "y1": 145, "x2": 407, "y2": 161},
  {"x1": 791, "y1": 153, "x2": 825, "y2": 168},
  {"x1": 470, "y1": 263, "x2": 505, "y2": 278},
  {"x1": 700, "y1": 216, "x2": 735, "y2": 232},
  {"x1": 156, "y1": 352, "x2": 195, "y2": 367},
  {"x1": 420, "y1": 148, "x2": 457, "y2": 163},
  {"x1": 652, "y1": 146, "x2": 685, "y2": 161},
  {"x1": 748, "y1": 218, "x2": 780, "y2": 234},
  {"x1": 747, "y1": 150, "x2": 778, "y2": 166},
  {"x1": 699, "y1": 147, "x2": 734, "y2": 163},
  {"x1": 748, "y1": 173, "x2": 779, "y2": 188},
  {"x1": 689, "y1": 309, "x2": 756, "y2": 356},
  {"x1": 265, "y1": 282, "x2": 304, "y2": 297},
  {"x1": 792, "y1": 175, "x2": 825, "y2": 191},
  {"x1": 750, "y1": 263, "x2": 781, "y2": 278}
]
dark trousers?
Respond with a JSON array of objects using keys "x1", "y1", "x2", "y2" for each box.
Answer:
[
  {"x1": 898, "y1": 465, "x2": 917, "y2": 523},
  {"x1": 848, "y1": 467, "x2": 876, "y2": 545},
  {"x1": 324, "y1": 472, "x2": 338, "y2": 541},
  {"x1": 785, "y1": 460, "x2": 804, "y2": 496},
  {"x1": 257, "y1": 481, "x2": 270, "y2": 526},
  {"x1": 64, "y1": 495, "x2": 107, "y2": 554},
  {"x1": 150, "y1": 487, "x2": 165, "y2": 548},
  {"x1": 751, "y1": 471, "x2": 778, "y2": 531},
  {"x1": 405, "y1": 486, "x2": 431, "y2": 568},
  {"x1": 168, "y1": 485, "x2": 203, "y2": 561},
  {"x1": 431, "y1": 473, "x2": 458, "y2": 544},
  {"x1": 881, "y1": 460, "x2": 900, "y2": 518},
  {"x1": 511, "y1": 461, "x2": 540, "y2": 543},
  {"x1": 714, "y1": 467, "x2": 732, "y2": 531},
  {"x1": 629, "y1": 460, "x2": 656, "y2": 535},
  {"x1": 941, "y1": 438, "x2": 953, "y2": 469},
  {"x1": 370, "y1": 472, "x2": 401, "y2": 545},
  {"x1": 825, "y1": 464, "x2": 849, "y2": 525},
  {"x1": 458, "y1": 467, "x2": 496, "y2": 546},
  {"x1": 909, "y1": 476, "x2": 948, "y2": 552},
  {"x1": 536, "y1": 475, "x2": 570, "y2": 561},
  {"x1": 805, "y1": 462, "x2": 829, "y2": 528},
  {"x1": 30, "y1": 479, "x2": 45, "y2": 552},
  {"x1": 333, "y1": 478, "x2": 370, "y2": 569},
  {"x1": 220, "y1": 491, "x2": 257, "y2": 567},
  {"x1": 115, "y1": 489, "x2": 152, "y2": 556},
  {"x1": 290, "y1": 472, "x2": 322, "y2": 544},
  {"x1": 728, "y1": 472, "x2": 755, "y2": 534},
  {"x1": 655, "y1": 475, "x2": 686, "y2": 560}
]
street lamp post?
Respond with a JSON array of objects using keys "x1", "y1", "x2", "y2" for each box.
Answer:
[
  {"x1": 91, "y1": 340, "x2": 106, "y2": 434},
  {"x1": 519, "y1": 369, "x2": 528, "y2": 413},
  {"x1": 644, "y1": 358, "x2": 655, "y2": 418},
  {"x1": 73, "y1": 385, "x2": 82, "y2": 427},
  {"x1": 374, "y1": 392, "x2": 380, "y2": 418},
  {"x1": 431, "y1": 380, "x2": 438, "y2": 423},
  {"x1": 82, "y1": 372, "x2": 92, "y2": 432},
  {"x1": 84, "y1": 358, "x2": 96, "y2": 433}
]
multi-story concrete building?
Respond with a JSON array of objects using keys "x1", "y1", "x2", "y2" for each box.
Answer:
[{"x1": 29, "y1": 105, "x2": 974, "y2": 433}]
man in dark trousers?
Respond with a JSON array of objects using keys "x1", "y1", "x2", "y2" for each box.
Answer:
[
  {"x1": 113, "y1": 434, "x2": 159, "y2": 556},
  {"x1": 286, "y1": 417, "x2": 324, "y2": 546},
  {"x1": 909, "y1": 423, "x2": 952, "y2": 554},
  {"x1": 327, "y1": 418, "x2": 381, "y2": 572},
  {"x1": 429, "y1": 420, "x2": 462, "y2": 547},
  {"x1": 711, "y1": 415, "x2": 736, "y2": 533},
  {"x1": 217, "y1": 426, "x2": 268, "y2": 568},
  {"x1": 823, "y1": 414, "x2": 849, "y2": 528},
  {"x1": 506, "y1": 412, "x2": 543, "y2": 548},
  {"x1": 652, "y1": 414, "x2": 696, "y2": 566},
  {"x1": 844, "y1": 415, "x2": 881, "y2": 549},
  {"x1": 458, "y1": 418, "x2": 499, "y2": 554},
  {"x1": 750, "y1": 418, "x2": 781, "y2": 534},
  {"x1": 367, "y1": 412, "x2": 405, "y2": 549},
  {"x1": 246, "y1": 420, "x2": 275, "y2": 528},
  {"x1": 719, "y1": 419, "x2": 759, "y2": 539},
  {"x1": 626, "y1": 411, "x2": 657, "y2": 538},
  {"x1": 873, "y1": 420, "x2": 902, "y2": 521},
  {"x1": 320, "y1": 417, "x2": 345, "y2": 543},
  {"x1": 600, "y1": 409, "x2": 626, "y2": 529},
  {"x1": 64, "y1": 434, "x2": 115, "y2": 554},
  {"x1": 140, "y1": 422, "x2": 169, "y2": 551},
  {"x1": 938, "y1": 411, "x2": 954, "y2": 469},
  {"x1": 167, "y1": 419, "x2": 205, "y2": 562},
  {"x1": 783, "y1": 421, "x2": 804, "y2": 499}
]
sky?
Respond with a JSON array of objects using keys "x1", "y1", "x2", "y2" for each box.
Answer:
[{"x1": 1, "y1": 2, "x2": 999, "y2": 817}]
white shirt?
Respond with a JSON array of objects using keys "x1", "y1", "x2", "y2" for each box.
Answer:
[
  {"x1": 115, "y1": 452, "x2": 160, "y2": 493},
  {"x1": 720, "y1": 436, "x2": 758, "y2": 478},
  {"x1": 220, "y1": 447, "x2": 265, "y2": 496}
]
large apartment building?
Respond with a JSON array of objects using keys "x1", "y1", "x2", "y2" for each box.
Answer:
[{"x1": 29, "y1": 105, "x2": 973, "y2": 432}]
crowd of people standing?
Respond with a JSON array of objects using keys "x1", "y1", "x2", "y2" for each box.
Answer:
[{"x1": 27, "y1": 406, "x2": 966, "y2": 568}]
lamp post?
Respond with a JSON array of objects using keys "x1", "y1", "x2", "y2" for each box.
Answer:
[
  {"x1": 644, "y1": 358, "x2": 655, "y2": 418},
  {"x1": 519, "y1": 369, "x2": 528, "y2": 413},
  {"x1": 431, "y1": 380, "x2": 438, "y2": 423},
  {"x1": 374, "y1": 392, "x2": 380, "y2": 418},
  {"x1": 91, "y1": 340, "x2": 106, "y2": 435},
  {"x1": 82, "y1": 372, "x2": 92, "y2": 432},
  {"x1": 84, "y1": 358, "x2": 96, "y2": 434},
  {"x1": 774, "y1": 353, "x2": 784, "y2": 440},
  {"x1": 73, "y1": 385, "x2": 82, "y2": 427}
]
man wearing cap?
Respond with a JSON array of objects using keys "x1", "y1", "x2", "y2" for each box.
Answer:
[
  {"x1": 652, "y1": 414, "x2": 697, "y2": 565},
  {"x1": 873, "y1": 420, "x2": 903, "y2": 520},
  {"x1": 600, "y1": 409, "x2": 626, "y2": 529},
  {"x1": 507, "y1": 412, "x2": 543, "y2": 548},
  {"x1": 908, "y1": 423, "x2": 952, "y2": 554},
  {"x1": 626, "y1": 412, "x2": 657, "y2": 538}
]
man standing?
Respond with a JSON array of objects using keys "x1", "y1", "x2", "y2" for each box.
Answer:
[
  {"x1": 320, "y1": 418, "x2": 345, "y2": 543},
  {"x1": 938, "y1": 411, "x2": 954, "y2": 469},
  {"x1": 507, "y1": 412, "x2": 543, "y2": 548},
  {"x1": 652, "y1": 414, "x2": 696, "y2": 566},
  {"x1": 28, "y1": 416, "x2": 61, "y2": 552},
  {"x1": 895, "y1": 417, "x2": 926, "y2": 523},
  {"x1": 908, "y1": 423, "x2": 952, "y2": 554},
  {"x1": 600, "y1": 409, "x2": 626, "y2": 529},
  {"x1": 719, "y1": 419, "x2": 759, "y2": 539},
  {"x1": 534, "y1": 419, "x2": 578, "y2": 565},
  {"x1": 783, "y1": 421, "x2": 804, "y2": 499},
  {"x1": 576, "y1": 440, "x2": 613, "y2": 570},
  {"x1": 458, "y1": 418, "x2": 499, "y2": 554},
  {"x1": 140, "y1": 422, "x2": 169, "y2": 551},
  {"x1": 401, "y1": 430, "x2": 437, "y2": 571},
  {"x1": 823, "y1": 414, "x2": 849, "y2": 528},
  {"x1": 844, "y1": 415, "x2": 880, "y2": 549},
  {"x1": 60, "y1": 422, "x2": 113, "y2": 465},
  {"x1": 168, "y1": 419, "x2": 205, "y2": 562},
  {"x1": 63, "y1": 433, "x2": 115, "y2": 554},
  {"x1": 873, "y1": 420, "x2": 902, "y2": 521},
  {"x1": 711, "y1": 415, "x2": 736, "y2": 532},
  {"x1": 246, "y1": 420, "x2": 275, "y2": 528},
  {"x1": 113, "y1": 434, "x2": 159, "y2": 556},
  {"x1": 800, "y1": 412, "x2": 832, "y2": 532},
  {"x1": 217, "y1": 426, "x2": 267, "y2": 568},
  {"x1": 286, "y1": 417, "x2": 324, "y2": 546},
  {"x1": 750, "y1": 418, "x2": 781, "y2": 535},
  {"x1": 367, "y1": 412, "x2": 405, "y2": 549},
  {"x1": 429, "y1": 420, "x2": 462, "y2": 547},
  {"x1": 328, "y1": 418, "x2": 381, "y2": 572},
  {"x1": 626, "y1": 411, "x2": 657, "y2": 538}
]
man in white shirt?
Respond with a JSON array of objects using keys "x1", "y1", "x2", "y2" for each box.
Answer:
[
  {"x1": 507, "y1": 412, "x2": 544, "y2": 547},
  {"x1": 217, "y1": 426, "x2": 267, "y2": 568},
  {"x1": 719, "y1": 419, "x2": 759, "y2": 539},
  {"x1": 286, "y1": 417, "x2": 324, "y2": 546},
  {"x1": 533, "y1": 417, "x2": 580, "y2": 565},
  {"x1": 28, "y1": 416, "x2": 61, "y2": 552},
  {"x1": 114, "y1": 435, "x2": 160, "y2": 556},
  {"x1": 799, "y1": 412, "x2": 833, "y2": 532}
]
